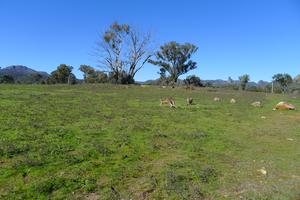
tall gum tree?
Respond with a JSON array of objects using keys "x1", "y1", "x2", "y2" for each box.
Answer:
[{"x1": 96, "y1": 22, "x2": 152, "y2": 83}]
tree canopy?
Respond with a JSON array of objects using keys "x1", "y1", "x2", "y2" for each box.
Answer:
[
  {"x1": 184, "y1": 75, "x2": 203, "y2": 87},
  {"x1": 239, "y1": 74, "x2": 250, "y2": 90},
  {"x1": 149, "y1": 41, "x2": 198, "y2": 84},
  {"x1": 47, "y1": 64, "x2": 76, "y2": 84},
  {"x1": 272, "y1": 73, "x2": 293, "y2": 93},
  {"x1": 79, "y1": 65, "x2": 108, "y2": 83}
]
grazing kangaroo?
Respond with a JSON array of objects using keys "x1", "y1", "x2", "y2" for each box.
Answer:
[
  {"x1": 186, "y1": 97, "x2": 193, "y2": 105},
  {"x1": 160, "y1": 97, "x2": 176, "y2": 108}
]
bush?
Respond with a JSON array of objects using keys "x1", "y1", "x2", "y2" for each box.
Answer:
[
  {"x1": 0, "y1": 75, "x2": 15, "y2": 84},
  {"x1": 108, "y1": 71, "x2": 134, "y2": 84},
  {"x1": 47, "y1": 64, "x2": 77, "y2": 84},
  {"x1": 184, "y1": 75, "x2": 203, "y2": 87},
  {"x1": 95, "y1": 71, "x2": 108, "y2": 83}
]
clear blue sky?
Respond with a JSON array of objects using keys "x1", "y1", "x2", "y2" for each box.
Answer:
[{"x1": 1, "y1": 0, "x2": 300, "y2": 82}]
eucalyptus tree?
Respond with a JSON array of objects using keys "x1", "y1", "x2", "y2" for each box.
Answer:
[
  {"x1": 272, "y1": 73, "x2": 293, "y2": 93},
  {"x1": 239, "y1": 74, "x2": 250, "y2": 90},
  {"x1": 149, "y1": 41, "x2": 198, "y2": 84},
  {"x1": 97, "y1": 22, "x2": 152, "y2": 84}
]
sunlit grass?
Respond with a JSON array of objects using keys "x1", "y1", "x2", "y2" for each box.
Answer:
[{"x1": 0, "y1": 84, "x2": 299, "y2": 199}]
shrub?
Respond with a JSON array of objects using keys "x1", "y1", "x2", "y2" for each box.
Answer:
[
  {"x1": 0, "y1": 75, "x2": 15, "y2": 84},
  {"x1": 184, "y1": 75, "x2": 203, "y2": 87},
  {"x1": 108, "y1": 71, "x2": 134, "y2": 84}
]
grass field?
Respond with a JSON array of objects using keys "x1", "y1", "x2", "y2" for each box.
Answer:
[{"x1": 0, "y1": 84, "x2": 299, "y2": 199}]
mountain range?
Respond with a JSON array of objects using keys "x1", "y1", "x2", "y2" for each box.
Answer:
[{"x1": 0, "y1": 65, "x2": 49, "y2": 83}]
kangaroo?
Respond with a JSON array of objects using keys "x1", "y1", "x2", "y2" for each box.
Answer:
[
  {"x1": 186, "y1": 97, "x2": 193, "y2": 105},
  {"x1": 160, "y1": 97, "x2": 176, "y2": 108}
]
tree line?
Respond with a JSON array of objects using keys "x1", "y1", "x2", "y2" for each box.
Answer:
[
  {"x1": 1, "y1": 22, "x2": 299, "y2": 94},
  {"x1": 46, "y1": 22, "x2": 200, "y2": 85}
]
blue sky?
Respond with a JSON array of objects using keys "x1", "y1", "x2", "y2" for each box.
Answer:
[{"x1": 0, "y1": 0, "x2": 299, "y2": 82}]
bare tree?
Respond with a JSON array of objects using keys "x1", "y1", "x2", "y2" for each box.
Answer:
[
  {"x1": 96, "y1": 22, "x2": 152, "y2": 84},
  {"x1": 127, "y1": 29, "x2": 152, "y2": 78}
]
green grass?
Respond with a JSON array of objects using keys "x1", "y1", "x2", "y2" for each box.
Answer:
[{"x1": 0, "y1": 84, "x2": 299, "y2": 199}]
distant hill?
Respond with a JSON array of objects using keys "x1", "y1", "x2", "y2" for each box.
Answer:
[
  {"x1": 0, "y1": 65, "x2": 49, "y2": 83},
  {"x1": 142, "y1": 78, "x2": 270, "y2": 88},
  {"x1": 203, "y1": 80, "x2": 264, "y2": 87}
]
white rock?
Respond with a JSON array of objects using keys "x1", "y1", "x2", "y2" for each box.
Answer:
[
  {"x1": 251, "y1": 101, "x2": 261, "y2": 107},
  {"x1": 214, "y1": 97, "x2": 220, "y2": 102},
  {"x1": 230, "y1": 98, "x2": 236, "y2": 104},
  {"x1": 257, "y1": 167, "x2": 267, "y2": 175}
]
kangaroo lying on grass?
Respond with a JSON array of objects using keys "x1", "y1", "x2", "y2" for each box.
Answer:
[{"x1": 160, "y1": 97, "x2": 176, "y2": 108}]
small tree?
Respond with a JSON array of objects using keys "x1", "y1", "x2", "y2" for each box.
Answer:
[
  {"x1": 79, "y1": 65, "x2": 96, "y2": 83},
  {"x1": 80, "y1": 65, "x2": 109, "y2": 84},
  {"x1": 108, "y1": 70, "x2": 134, "y2": 84},
  {"x1": 239, "y1": 74, "x2": 250, "y2": 90},
  {"x1": 95, "y1": 71, "x2": 108, "y2": 83},
  {"x1": 149, "y1": 41, "x2": 198, "y2": 84},
  {"x1": 228, "y1": 76, "x2": 234, "y2": 84},
  {"x1": 272, "y1": 73, "x2": 292, "y2": 93},
  {"x1": 47, "y1": 64, "x2": 76, "y2": 84},
  {"x1": 184, "y1": 75, "x2": 202, "y2": 87}
]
